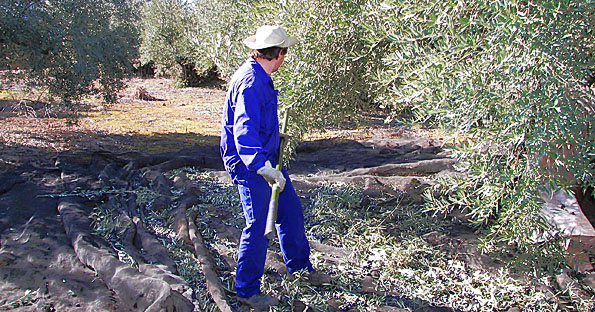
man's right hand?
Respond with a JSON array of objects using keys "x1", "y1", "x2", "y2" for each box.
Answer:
[{"x1": 257, "y1": 161, "x2": 286, "y2": 191}]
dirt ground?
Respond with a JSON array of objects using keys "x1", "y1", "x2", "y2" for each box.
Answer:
[{"x1": 1, "y1": 78, "x2": 593, "y2": 311}]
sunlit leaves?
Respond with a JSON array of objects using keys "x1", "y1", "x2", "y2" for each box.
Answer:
[
  {"x1": 362, "y1": 0, "x2": 595, "y2": 254},
  {"x1": 0, "y1": 0, "x2": 139, "y2": 103}
]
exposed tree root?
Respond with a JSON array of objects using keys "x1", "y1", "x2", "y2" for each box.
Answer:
[
  {"x1": 122, "y1": 148, "x2": 223, "y2": 173},
  {"x1": 304, "y1": 175, "x2": 421, "y2": 194},
  {"x1": 266, "y1": 250, "x2": 290, "y2": 275},
  {"x1": 210, "y1": 218, "x2": 241, "y2": 242},
  {"x1": 52, "y1": 138, "x2": 502, "y2": 311},
  {"x1": 119, "y1": 212, "x2": 146, "y2": 264},
  {"x1": 123, "y1": 155, "x2": 174, "y2": 172},
  {"x1": 134, "y1": 86, "x2": 162, "y2": 101},
  {"x1": 173, "y1": 173, "x2": 202, "y2": 197},
  {"x1": 211, "y1": 242, "x2": 237, "y2": 270}
]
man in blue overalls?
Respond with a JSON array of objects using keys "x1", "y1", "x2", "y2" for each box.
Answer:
[{"x1": 220, "y1": 25, "x2": 327, "y2": 310}]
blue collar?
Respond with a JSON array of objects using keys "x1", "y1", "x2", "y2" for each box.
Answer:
[{"x1": 247, "y1": 58, "x2": 274, "y2": 88}]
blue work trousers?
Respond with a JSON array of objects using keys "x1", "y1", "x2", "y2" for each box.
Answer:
[{"x1": 234, "y1": 168, "x2": 312, "y2": 298}]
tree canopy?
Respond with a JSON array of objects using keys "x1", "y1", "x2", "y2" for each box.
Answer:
[{"x1": 0, "y1": 0, "x2": 139, "y2": 103}]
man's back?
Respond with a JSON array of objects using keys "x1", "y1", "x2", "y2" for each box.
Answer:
[{"x1": 220, "y1": 58, "x2": 280, "y2": 179}]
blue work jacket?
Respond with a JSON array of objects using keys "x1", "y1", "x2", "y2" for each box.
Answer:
[{"x1": 220, "y1": 58, "x2": 280, "y2": 180}]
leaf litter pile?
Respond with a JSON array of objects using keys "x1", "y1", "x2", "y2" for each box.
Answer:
[{"x1": 0, "y1": 78, "x2": 593, "y2": 311}]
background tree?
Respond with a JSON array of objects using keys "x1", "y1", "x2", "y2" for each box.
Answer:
[
  {"x1": 189, "y1": 0, "x2": 255, "y2": 80},
  {"x1": 0, "y1": 0, "x2": 139, "y2": 103},
  {"x1": 138, "y1": 0, "x2": 203, "y2": 86},
  {"x1": 243, "y1": 0, "x2": 389, "y2": 142}
]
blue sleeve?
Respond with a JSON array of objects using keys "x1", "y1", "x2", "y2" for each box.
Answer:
[{"x1": 233, "y1": 84, "x2": 267, "y2": 171}]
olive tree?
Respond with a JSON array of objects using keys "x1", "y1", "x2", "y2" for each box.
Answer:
[
  {"x1": 0, "y1": 0, "x2": 139, "y2": 103},
  {"x1": 138, "y1": 0, "x2": 257, "y2": 85},
  {"x1": 138, "y1": 0, "x2": 204, "y2": 85},
  {"x1": 363, "y1": 0, "x2": 594, "y2": 257},
  {"x1": 251, "y1": 0, "x2": 388, "y2": 141},
  {"x1": 189, "y1": 0, "x2": 255, "y2": 80}
]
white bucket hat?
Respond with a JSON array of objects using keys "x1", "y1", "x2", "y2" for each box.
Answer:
[{"x1": 243, "y1": 25, "x2": 299, "y2": 49}]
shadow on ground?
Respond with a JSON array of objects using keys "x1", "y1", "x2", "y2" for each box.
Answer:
[{"x1": 0, "y1": 128, "x2": 467, "y2": 311}]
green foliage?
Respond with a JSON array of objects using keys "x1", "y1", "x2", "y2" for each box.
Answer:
[
  {"x1": 0, "y1": 289, "x2": 39, "y2": 310},
  {"x1": 90, "y1": 202, "x2": 137, "y2": 266},
  {"x1": 95, "y1": 0, "x2": 595, "y2": 269},
  {"x1": 256, "y1": 0, "x2": 388, "y2": 139},
  {"x1": 189, "y1": 0, "x2": 255, "y2": 80},
  {"x1": 360, "y1": 0, "x2": 595, "y2": 254},
  {"x1": 0, "y1": 0, "x2": 139, "y2": 103},
  {"x1": 138, "y1": 0, "x2": 255, "y2": 84},
  {"x1": 307, "y1": 182, "x2": 369, "y2": 241},
  {"x1": 163, "y1": 0, "x2": 389, "y2": 136},
  {"x1": 139, "y1": 0, "x2": 202, "y2": 84}
]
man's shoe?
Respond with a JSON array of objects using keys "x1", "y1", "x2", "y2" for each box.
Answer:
[
  {"x1": 237, "y1": 293, "x2": 279, "y2": 311},
  {"x1": 308, "y1": 271, "x2": 332, "y2": 286}
]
